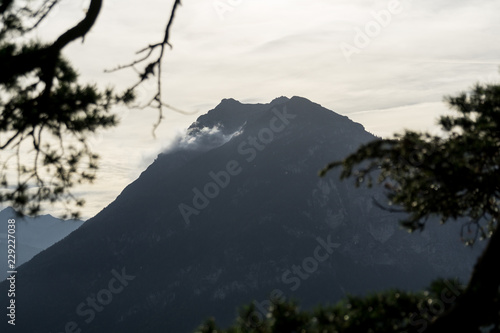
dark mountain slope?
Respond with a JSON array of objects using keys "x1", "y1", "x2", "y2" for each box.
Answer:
[{"x1": 1, "y1": 96, "x2": 479, "y2": 333}]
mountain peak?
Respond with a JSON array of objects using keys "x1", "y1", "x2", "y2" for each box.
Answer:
[
  {"x1": 270, "y1": 96, "x2": 290, "y2": 105},
  {"x1": 0, "y1": 206, "x2": 17, "y2": 216},
  {"x1": 219, "y1": 97, "x2": 241, "y2": 105},
  {"x1": 187, "y1": 96, "x2": 365, "y2": 142}
]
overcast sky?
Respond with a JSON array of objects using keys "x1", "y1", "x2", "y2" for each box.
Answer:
[{"x1": 23, "y1": 0, "x2": 500, "y2": 219}]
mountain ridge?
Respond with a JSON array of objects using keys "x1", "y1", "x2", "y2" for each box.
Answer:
[{"x1": 0, "y1": 207, "x2": 83, "y2": 280}]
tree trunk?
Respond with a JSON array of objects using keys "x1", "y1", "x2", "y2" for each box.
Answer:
[{"x1": 424, "y1": 216, "x2": 500, "y2": 332}]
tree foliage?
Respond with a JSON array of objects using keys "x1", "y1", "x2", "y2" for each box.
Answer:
[
  {"x1": 320, "y1": 83, "x2": 500, "y2": 244},
  {"x1": 195, "y1": 279, "x2": 470, "y2": 333},
  {"x1": 0, "y1": 0, "x2": 182, "y2": 217}
]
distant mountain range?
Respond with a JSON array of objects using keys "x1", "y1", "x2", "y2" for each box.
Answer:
[
  {"x1": 0, "y1": 96, "x2": 481, "y2": 333},
  {"x1": 0, "y1": 207, "x2": 83, "y2": 280}
]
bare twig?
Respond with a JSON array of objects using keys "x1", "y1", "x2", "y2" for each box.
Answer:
[
  {"x1": 372, "y1": 196, "x2": 406, "y2": 213},
  {"x1": 104, "y1": 0, "x2": 192, "y2": 135},
  {"x1": 24, "y1": 0, "x2": 59, "y2": 32},
  {"x1": 0, "y1": 130, "x2": 21, "y2": 149}
]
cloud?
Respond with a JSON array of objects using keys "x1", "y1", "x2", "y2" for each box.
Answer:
[
  {"x1": 347, "y1": 101, "x2": 454, "y2": 138},
  {"x1": 165, "y1": 123, "x2": 244, "y2": 153}
]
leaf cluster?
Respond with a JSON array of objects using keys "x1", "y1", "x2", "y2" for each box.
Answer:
[
  {"x1": 195, "y1": 279, "x2": 471, "y2": 333},
  {"x1": 320, "y1": 83, "x2": 500, "y2": 243}
]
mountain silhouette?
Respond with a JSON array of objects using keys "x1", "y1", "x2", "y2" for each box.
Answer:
[
  {"x1": 0, "y1": 207, "x2": 83, "y2": 280},
  {"x1": 0, "y1": 96, "x2": 480, "y2": 333}
]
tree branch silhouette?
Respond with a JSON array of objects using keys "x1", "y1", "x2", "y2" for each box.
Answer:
[{"x1": 105, "y1": 0, "x2": 195, "y2": 136}]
